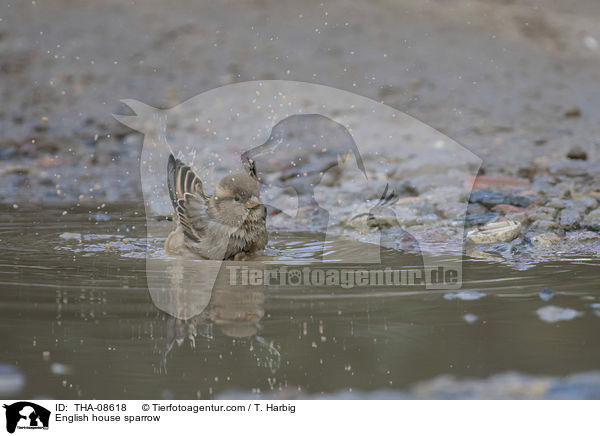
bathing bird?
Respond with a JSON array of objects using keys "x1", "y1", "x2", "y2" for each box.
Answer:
[{"x1": 165, "y1": 154, "x2": 267, "y2": 260}]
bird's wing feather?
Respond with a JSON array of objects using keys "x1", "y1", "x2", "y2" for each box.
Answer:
[
  {"x1": 168, "y1": 154, "x2": 209, "y2": 242},
  {"x1": 167, "y1": 154, "x2": 205, "y2": 208}
]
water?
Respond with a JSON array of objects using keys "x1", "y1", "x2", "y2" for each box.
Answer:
[{"x1": 1, "y1": 204, "x2": 600, "y2": 399}]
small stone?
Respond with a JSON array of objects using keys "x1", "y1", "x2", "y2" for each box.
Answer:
[
  {"x1": 539, "y1": 287, "x2": 554, "y2": 301},
  {"x1": 564, "y1": 107, "x2": 581, "y2": 118},
  {"x1": 465, "y1": 212, "x2": 499, "y2": 226},
  {"x1": 583, "y1": 208, "x2": 600, "y2": 231},
  {"x1": 530, "y1": 219, "x2": 559, "y2": 231},
  {"x1": 564, "y1": 230, "x2": 600, "y2": 242},
  {"x1": 506, "y1": 194, "x2": 532, "y2": 208},
  {"x1": 469, "y1": 190, "x2": 505, "y2": 208},
  {"x1": 466, "y1": 220, "x2": 521, "y2": 244},
  {"x1": 573, "y1": 196, "x2": 598, "y2": 214},
  {"x1": 492, "y1": 204, "x2": 525, "y2": 215},
  {"x1": 472, "y1": 175, "x2": 531, "y2": 190},
  {"x1": 466, "y1": 203, "x2": 488, "y2": 215},
  {"x1": 534, "y1": 206, "x2": 559, "y2": 219},
  {"x1": 567, "y1": 146, "x2": 587, "y2": 160},
  {"x1": 438, "y1": 202, "x2": 465, "y2": 219},
  {"x1": 546, "y1": 198, "x2": 567, "y2": 210},
  {"x1": 530, "y1": 232, "x2": 561, "y2": 248},
  {"x1": 559, "y1": 209, "x2": 581, "y2": 230},
  {"x1": 505, "y1": 212, "x2": 527, "y2": 223},
  {"x1": 549, "y1": 161, "x2": 589, "y2": 177},
  {"x1": 470, "y1": 190, "x2": 531, "y2": 209}
]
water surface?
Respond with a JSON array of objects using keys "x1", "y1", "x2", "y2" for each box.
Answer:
[{"x1": 1, "y1": 205, "x2": 599, "y2": 399}]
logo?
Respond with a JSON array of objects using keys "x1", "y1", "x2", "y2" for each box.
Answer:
[
  {"x1": 3, "y1": 402, "x2": 50, "y2": 434},
  {"x1": 114, "y1": 80, "x2": 482, "y2": 321}
]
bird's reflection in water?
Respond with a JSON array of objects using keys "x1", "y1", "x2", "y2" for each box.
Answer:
[{"x1": 161, "y1": 272, "x2": 280, "y2": 375}]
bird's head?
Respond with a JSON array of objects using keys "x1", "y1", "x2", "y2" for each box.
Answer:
[{"x1": 211, "y1": 173, "x2": 266, "y2": 227}]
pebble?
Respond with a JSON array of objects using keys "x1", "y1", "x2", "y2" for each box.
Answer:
[
  {"x1": 466, "y1": 220, "x2": 521, "y2": 244},
  {"x1": 530, "y1": 219, "x2": 559, "y2": 231},
  {"x1": 567, "y1": 145, "x2": 588, "y2": 160},
  {"x1": 530, "y1": 232, "x2": 561, "y2": 248},
  {"x1": 470, "y1": 190, "x2": 531, "y2": 208},
  {"x1": 536, "y1": 306, "x2": 582, "y2": 323},
  {"x1": 573, "y1": 196, "x2": 598, "y2": 214},
  {"x1": 465, "y1": 212, "x2": 499, "y2": 226},
  {"x1": 549, "y1": 161, "x2": 589, "y2": 177},
  {"x1": 559, "y1": 209, "x2": 581, "y2": 230},
  {"x1": 529, "y1": 206, "x2": 558, "y2": 220},
  {"x1": 469, "y1": 190, "x2": 505, "y2": 208},
  {"x1": 466, "y1": 203, "x2": 488, "y2": 215},
  {"x1": 564, "y1": 107, "x2": 581, "y2": 118},
  {"x1": 583, "y1": 208, "x2": 600, "y2": 231},
  {"x1": 491, "y1": 204, "x2": 525, "y2": 215},
  {"x1": 504, "y1": 211, "x2": 527, "y2": 223},
  {"x1": 437, "y1": 202, "x2": 466, "y2": 219},
  {"x1": 546, "y1": 198, "x2": 567, "y2": 210},
  {"x1": 563, "y1": 230, "x2": 600, "y2": 242}
]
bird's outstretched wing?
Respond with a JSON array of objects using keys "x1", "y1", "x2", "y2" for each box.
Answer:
[{"x1": 167, "y1": 154, "x2": 208, "y2": 242}]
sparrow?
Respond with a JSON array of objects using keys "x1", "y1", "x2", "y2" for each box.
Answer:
[{"x1": 165, "y1": 154, "x2": 268, "y2": 260}]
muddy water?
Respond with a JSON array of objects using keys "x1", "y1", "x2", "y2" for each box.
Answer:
[{"x1": 1, "y1": 204, "x2": 600, "y2": 399}]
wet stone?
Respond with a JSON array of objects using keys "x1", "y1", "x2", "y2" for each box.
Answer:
[
  {"x1": 530, "y1": 232, "x2": 561, "y2": 248},
  {"x1": 437, "y1": 202, "x2": 466, "y2": 219},
  {"x1": 559, "y1": 209, "x2": 581, "y2": 230},
  {"x1": 566, "y1": 145, "x2": 588, "y2": 160},
  {"x1": 505, "y1": 212, "x2": 527, "y2": 223},
  {"x1": 465, "y1": 212, "x2": 499, "y2": 226},
  {"x1": 469, "y1": 190, "x2": 531, "y2": 209},
  {"x1": 491, "y1": 204, "x2": 525, "y2": 215},
  {"x1": 583, "y1": 208, "x2": 600, "y2": 231},
  {"x1": 564, "y1": 107, "x2": 582, "y2": 118},
  {"x1": 530, "y1": 219, "x2": 559, "y2": 231},
  {"x1": 573, "y1": 196, "x2": 598, "y2": 214},
  {"x1": 532, "y1": 206, "x2": 559, "y2": 219},
  {"x1": 549, "y1": 161, "x2": 589, "y2": 178},
  {"x1": 564, "y1": 230, "x2": 600, "y2": 242},
  {"x1": 546, "y1": 198, "x2": 567, "y2": 209},
  {"x1": 466, "y1": 203, "x2": 488, "y2": 215}
]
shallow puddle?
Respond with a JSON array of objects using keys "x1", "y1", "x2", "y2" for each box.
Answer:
[{"x1": 1, "y1": 205, "x2": 600, "y2": 399}]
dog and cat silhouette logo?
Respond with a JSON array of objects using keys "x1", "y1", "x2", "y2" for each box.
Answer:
[{"x1": 2, "y1": 402, "x2": 50, "y2": 433}]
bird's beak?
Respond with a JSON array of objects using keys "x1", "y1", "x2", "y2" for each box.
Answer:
[{"x1": 245, "y1": 196, "x2": 261, "y2": 209}]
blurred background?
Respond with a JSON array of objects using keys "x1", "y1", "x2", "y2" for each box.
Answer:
[{"x1": 1, "y1": 0, "x2": 600, "y2": 203}]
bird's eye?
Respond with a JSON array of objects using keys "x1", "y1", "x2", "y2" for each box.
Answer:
[{"x1": 234, "y1": 196, "x2": 241, "y2": 202}]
